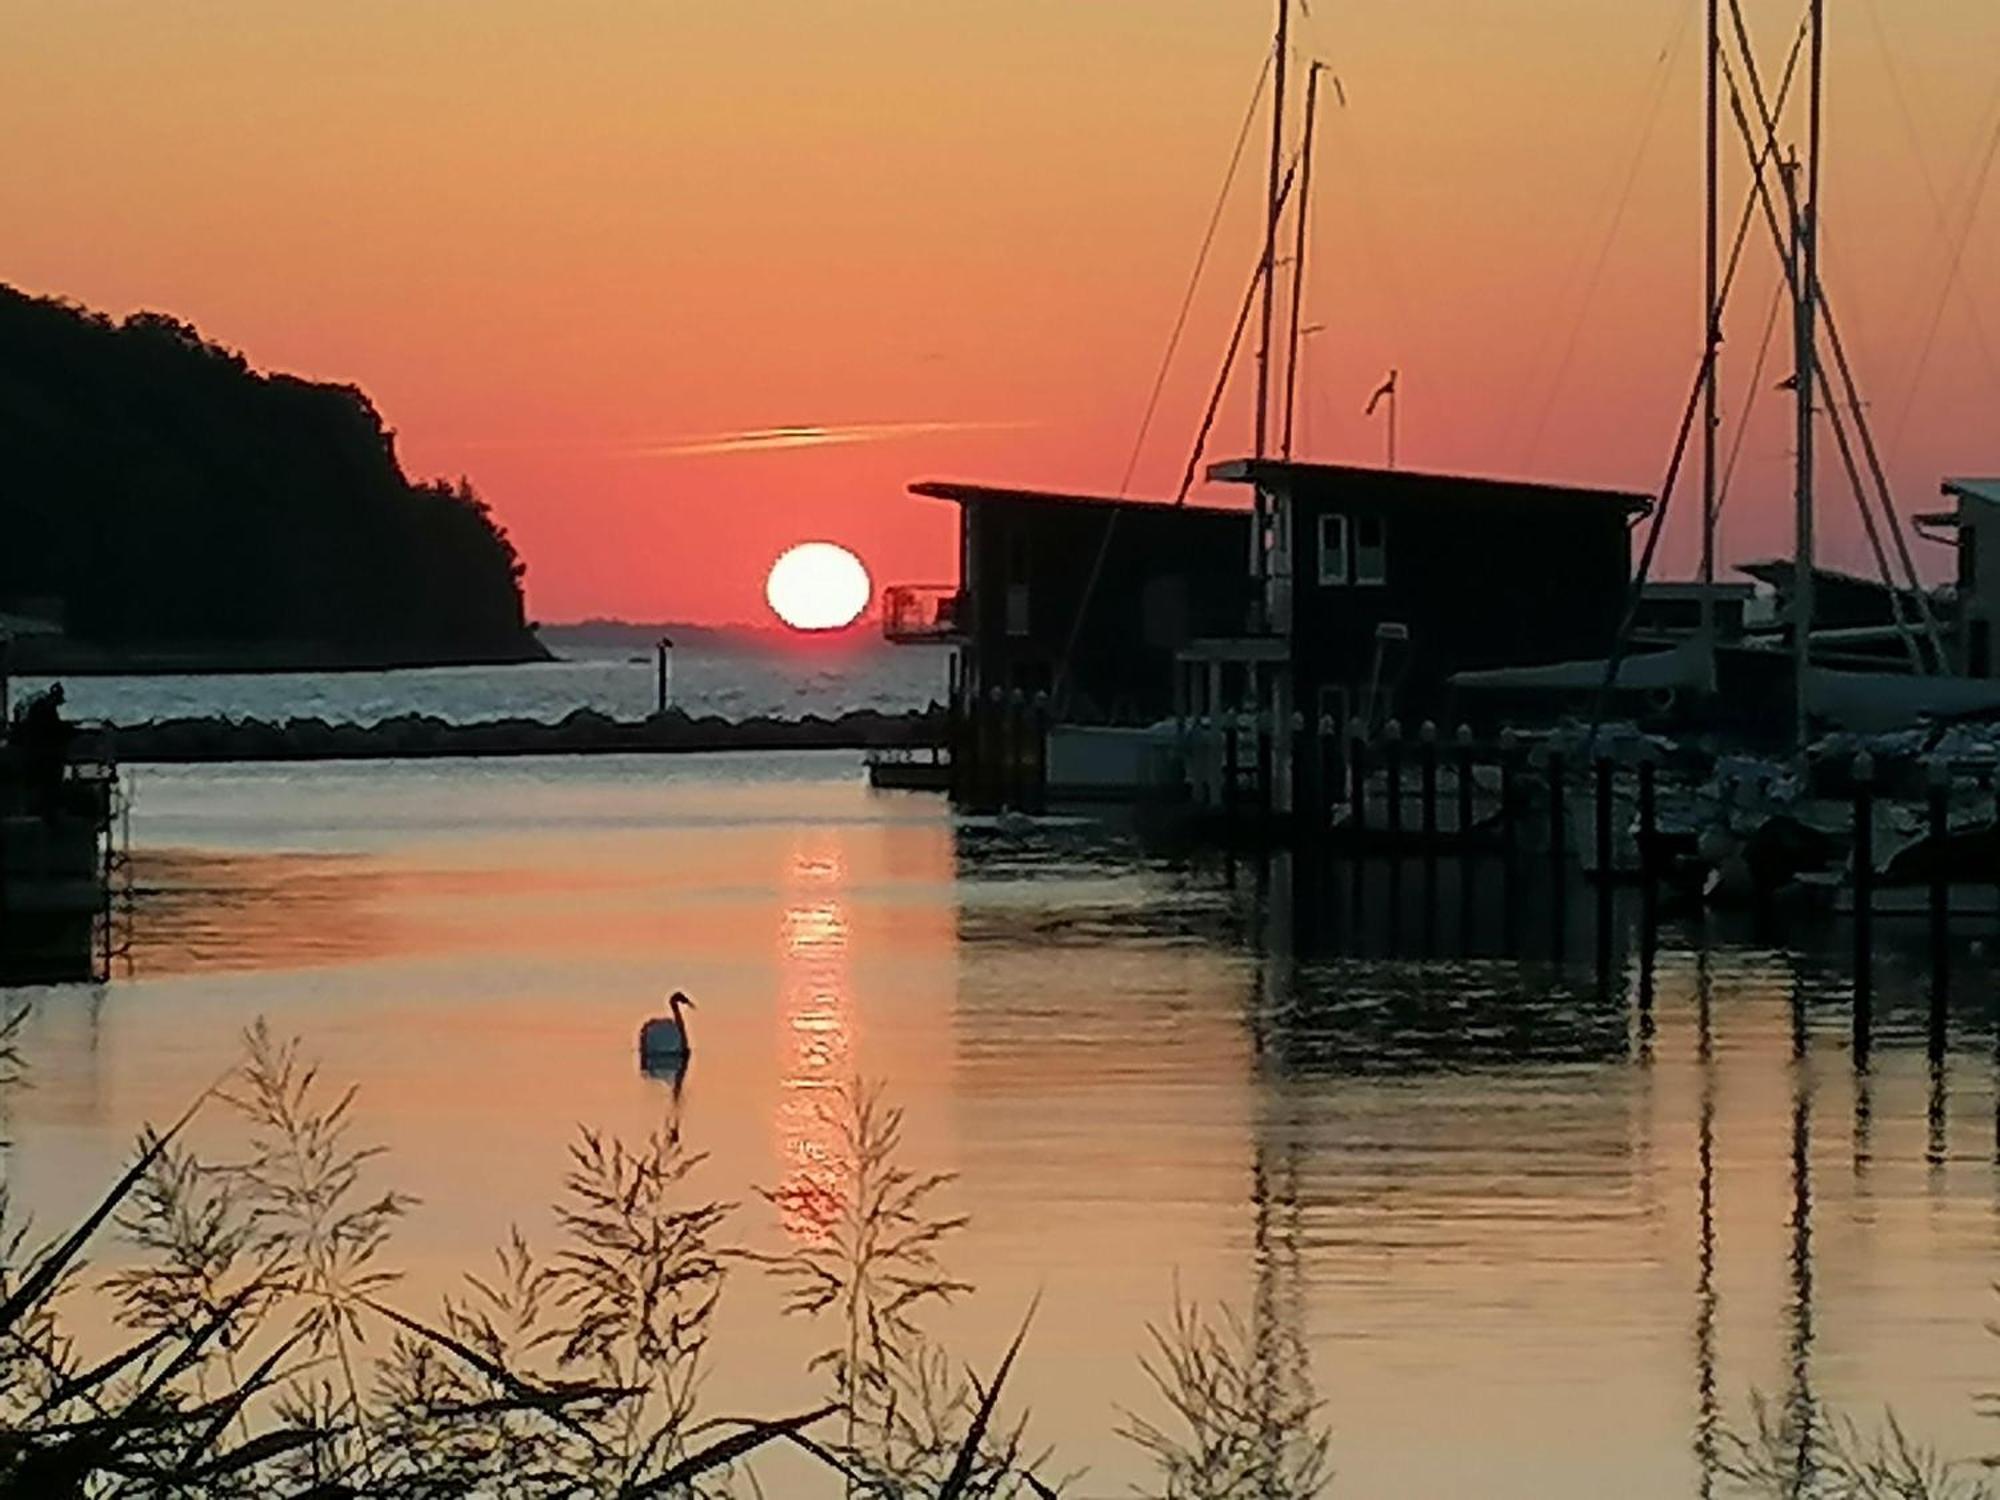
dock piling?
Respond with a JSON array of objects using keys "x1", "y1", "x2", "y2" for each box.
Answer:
[
  {"x1": 1348, "y1": 719, "x2": 1367, "y2": 841},
  {"x1": 1547, "y1": 748, "x2": 1566, "y2": 872},
  {"x1": 1853, "y1": 750, "x2": 1874, "y2": 1061},
  {"x1": 1290, "y1": 711, "x2": 1312, "y2": 844},
  {"x1": 1384, "y1": 720, "x2": 1404, "y2": 843},
  {"x1": 1455, "y1": 724, "x2": 1475, "y2": 846},
  {"x1": 1420, "y1": 720, "x2": 1439, "y2": 848},
  {"x1": 1929, "y1": 756, "x2": 1950, "y2": 1059}
]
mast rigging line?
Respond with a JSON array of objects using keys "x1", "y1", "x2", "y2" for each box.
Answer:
[
  {"x1": 1119, "y1": 53, "x2": 1275, "y2": 497},
  {"x1": 1713, "y1": 270, "x2": 1788, "y2": 527},
  {"x1": 1720, "y1": 49, "x2": 1930, "y2": 673},
  {"x1": 1721, "y1": 0, "x2": 1948, "y2": 663},
  {"x1": 1519, "y1": 0, "x2": 1694, "y2": 468},
  {"x1": 1051, "y1": 154, "x2": 1305, "y2": 713},
  {"x1": 1178, "y1": 158, "x2": 1304, "y2": 506},
  {"x1": 1585, "y1": 15, "x2": 1813, "y2": 740},
  {"x1": 1882, "y1": 83, "x2": 2000, "y2": 461},
  {"x1": 1863, "y1": 0, "x2": 2000, "y2": 405}
]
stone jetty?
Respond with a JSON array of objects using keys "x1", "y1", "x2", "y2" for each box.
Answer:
[{"x1": 70, "y1": 705, "x2": 943, "y2": 764}]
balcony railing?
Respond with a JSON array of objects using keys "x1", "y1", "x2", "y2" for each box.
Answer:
[{"x1": 881, "y1": 584, "x2": 964, "y2": 644}]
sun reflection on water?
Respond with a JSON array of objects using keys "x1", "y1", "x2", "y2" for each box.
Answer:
[{"x1": 774, "y1": 836, "x2": 857, "y2": 1242}]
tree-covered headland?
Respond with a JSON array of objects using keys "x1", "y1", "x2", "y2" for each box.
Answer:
[{"x1": 0, "y1": 284, "x2": 545, "y2": 669}]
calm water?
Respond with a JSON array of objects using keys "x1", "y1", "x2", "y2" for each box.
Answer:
[
  {"x1": 11, "y1": 640, "x2": 951, "y2": 725},
  {"x1": 4, "y1": 752, "x2": 1998, "y2": 1496}
]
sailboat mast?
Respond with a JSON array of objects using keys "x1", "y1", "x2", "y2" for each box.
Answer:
[
  {"x1": 1249, "y1": 0, "x2": 1287, "y2": 603},
  {"x1": 1255, "y1": 0, "x2": 1288, "y2": 467},
  {"x1": 1699, "y1": 0, "x2": 1720, "y2": 667},
  {"x1": 1281, "y1": 62, "x2": 1325, "y2": 461},
  {"x1": 1792, "y1": 0, "x2": 1825, "y2": 750}
]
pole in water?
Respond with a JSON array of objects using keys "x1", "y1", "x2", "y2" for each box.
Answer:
[
  {"x1": 1852, "y1": 750, "x2": 1874, "y2": 1062},
  {"x1": 1637, "y1": 752, "x2": 1659, "y2": 890},
  {"x1": 1929, "y1": 756, "x2": 1950, "y2": 1060},
  {"x1": 1348, "y1": 718, "x2": 1368, "y2": 842},
  {"x1": 1384, "y1": 719, "x2": 1404, "y2": 842},
  {"x1": 1595, "y1": 756, "x2": 1614, "y2": 884},
  {"x1": 1594, "y1": 757, "x2": 1614, "y2": 981},
  {"x1": 1548, "y1": 748, "x2": 1567, "y2": 874},
  {"x1": 1290, "y1": 710, "x2": 1311, "y2": 843},
  {"x1": 1420, "y1": 720, "x2": 1439, "y2": 848},
  {"x1": 655, "y1": 636, "x2": 674, "y2": 716},
  {"x1": 1455, "y1": 723, "x2": 1476, "y2": 845}
]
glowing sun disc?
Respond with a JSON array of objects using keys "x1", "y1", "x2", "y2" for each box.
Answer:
[{"x1": 766, "y1": 542, "x2": 871, "y2": 631}]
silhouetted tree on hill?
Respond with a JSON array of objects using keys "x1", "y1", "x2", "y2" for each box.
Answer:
[{"x1": 0, "y1": 284, "x2": 542, "y2": 665}]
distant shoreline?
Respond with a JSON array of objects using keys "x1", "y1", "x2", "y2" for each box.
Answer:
[{"x1": 6, "y1": 640, "x2": 554, "y2": 679}]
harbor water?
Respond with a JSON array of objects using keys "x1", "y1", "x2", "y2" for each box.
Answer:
[{"x1": 3, "y1": 743, "x2": 1997, "y2": 1496}]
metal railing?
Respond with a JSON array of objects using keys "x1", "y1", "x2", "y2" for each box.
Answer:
[{"x1": 881, "y1": 585, "x2": 964, "y2": 643}]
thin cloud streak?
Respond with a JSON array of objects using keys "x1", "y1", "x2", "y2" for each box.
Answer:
[
  {"x1": 439, "y1": 419, "x2": 1031, "y2": 457},
  {"x1": 640, "y1": 419, "x2": 1033, "y2": 457}
]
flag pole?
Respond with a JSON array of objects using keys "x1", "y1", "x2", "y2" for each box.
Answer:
[
  {"x1": 1388, "y1": 369, "x2": 1398, "y2": 469},
  {"x1": 1365, "y1": 368, "x2": 1398, "y2": 469}
]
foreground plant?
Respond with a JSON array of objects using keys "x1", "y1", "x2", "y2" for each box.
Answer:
[
  {"x1": 1721, "y1": 1396, "x2": 1997, "y2": 1500},
  {"x1": 0, "y1": 1025, "x2": 1344, "y2": 1498},
  {"x1": 761, "y1": 1078, "x2": 1058, "y2": 1498},
  {"x1": 1119, "y1": 1292, "x2": 1331, "y2": 1500},
  {"x1": 0, "y1": 1019, "x2": 831, "y2": 1497}
]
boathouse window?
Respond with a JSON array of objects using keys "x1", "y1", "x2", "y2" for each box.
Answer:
[
  {"x1": 1355, "y1": 515, "x2": 1388, "y2": 585},
  {"x1": 1005, "y1": 526, "x2": 1030, "y2": 636},
  {"x1": 1005, "y1": 584, "x2": 1029, "y2": 637},
  {"x1": 1317, "y1": 514, "x2": 1349, "y2": 585}
]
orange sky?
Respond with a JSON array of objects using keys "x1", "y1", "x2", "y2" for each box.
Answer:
[{"x1": 2, "y1": 1, "x2": 1995, "y2": 623}]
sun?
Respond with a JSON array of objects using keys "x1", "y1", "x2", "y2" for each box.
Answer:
[{"x1": 766, "y1": 542, "x2": 871, "y2": 631}]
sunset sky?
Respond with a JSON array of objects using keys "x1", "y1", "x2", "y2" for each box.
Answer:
[{"x1": 2, "y1": 1, "x2": 1995, "y2": 624}]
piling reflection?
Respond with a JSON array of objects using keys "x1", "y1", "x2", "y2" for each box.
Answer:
[
  {"x1": 1693, "y1": 951, "x2": 1719, "y2": 1500},
  {"x1": 933, "y1": 803, "x2": 2000, "y2": 1490}
]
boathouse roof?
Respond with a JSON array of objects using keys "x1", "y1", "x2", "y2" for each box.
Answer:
[
  {"x1": 907, "y1": 479, "x2": 1241, "y2": 517},
  {"x1": 1203, "y1": 459, "x2": 1651, "y2": 514},
  {"x1": 1942, "y1": 477, "x2": 2000, "y2": 509}
]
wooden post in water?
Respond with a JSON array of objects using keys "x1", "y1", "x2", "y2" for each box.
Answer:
[
  {"x1": 1636, "y1": 754, "x2": 1658, "y2": 876},
  {"x1": 1852, "y1": 750, "x2": 1874, "y2": 1061},
  {"x1": 1348, "y1": 719, "x2": 1368, "y2": 843},
  {"x1": 1929, "y1": 756, "x2": 1950, "y2": 1059},
  {"x1": 982, "y1": 687, "x2": 1005, "y2": 812},
  {"x1": 1420, "y1": 721, "x2": 1439, "y2": 847},
  {"x1": 1290, "y1": 711, "x2": 1312, "y2": 845},
  {"x1": 1384, "y1": 720, "x2": 1405, "y2": 844},
  {"x1": 1547, "y1": 748, "x2": 1567, "y2": 872},
  {"x1": 1317, "y1": 715, "x2": 1339, "y2": 845},
  {"x1": 1594, "y1": 755, "x2": 1614, "y2": 980},
  {"x1": 1256, "y1": 711, "x2": 1275, "y2": 836},
  {"x1": 945, "y1": 685, "x2": 963, "y2": 804},
  {"x1": 654, "y1": 636, "x2": 674, "y2": 716},
  {"x1": 1455, "y1": 724, "x2": 1476, "y2": 846},
  {"x1": 1007, "y1": 690, "x2": 1027, "y2": 811},
  {"x1": 1029, "y1": 692, "x2": 1050, "y2": 814},
  {"x1": 1498, "y1": 730, "x2": 1521, "y2": 945},
  {"x1": 1216, "y1": 712, "x2": 1232, "y2": 824},
  {"x1": 1594, "y1": 756, "x2": 1614, "y2": 884}
]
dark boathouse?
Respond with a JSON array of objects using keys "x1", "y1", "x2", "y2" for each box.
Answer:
[
  {"x1": 1203, "y1": 460, "x2": 1650, "y2": 733},
  {"x1": 882, "y1": 481, "x2": 1253, "y2": 723}
]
